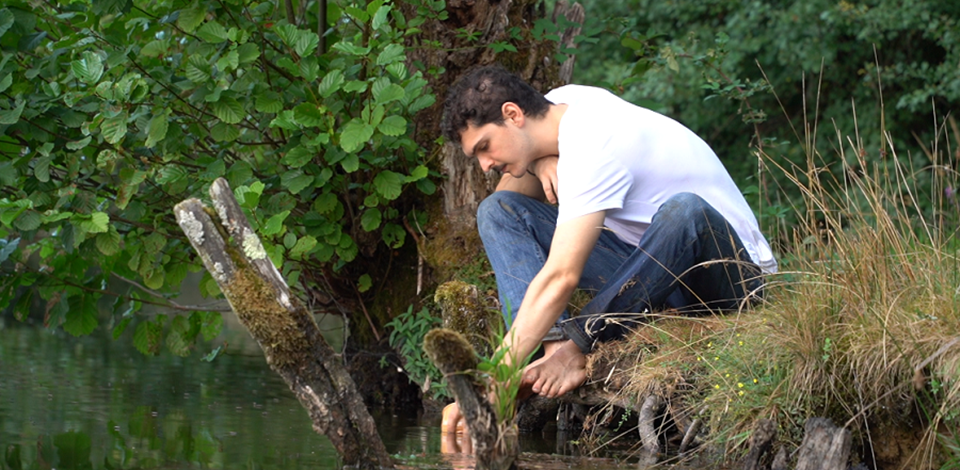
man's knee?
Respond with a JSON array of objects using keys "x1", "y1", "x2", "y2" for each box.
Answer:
[
  {"x1": 658, "y1": 192, "x2": 712, "y2": 219},
  {"x1": 477, "y1": 191, "x2": 529, "y2": 236}
]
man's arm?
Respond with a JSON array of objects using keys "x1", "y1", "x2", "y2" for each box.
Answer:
[
  {"x1": 495, "y1": 156, "x2": 559, "y2": 204},
  {"x1": 499, "y1": 210, "x2": 606, "y2": 367}
]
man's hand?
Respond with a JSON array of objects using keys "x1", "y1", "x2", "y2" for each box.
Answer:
[{"x1": 529, "y1": 156, "x2": 559, "y2": 204}]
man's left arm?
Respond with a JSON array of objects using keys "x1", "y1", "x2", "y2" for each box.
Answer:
[{"x1": 498, "y1": 210, "x2": 606, "y2": 366}]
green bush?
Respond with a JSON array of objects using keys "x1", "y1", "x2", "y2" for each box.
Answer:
[{"x1": 0, "y1": 0, "x2": 438, "y2": 354}]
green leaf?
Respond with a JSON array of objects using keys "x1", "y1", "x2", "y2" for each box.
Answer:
[
  {"x1": 405, "y1": 164, "x2": 429, "y2": 182},
  {"x1": 378, "y1": 115, "x2": 407, "y2": 136},
  {"x1": 0, "y1": 100, "x2": 24, "y2": 125},
  {"x1": 341, "y1": 154, "x2": 359, "y2": 172},
  {"x1": 100, "y1": 113, "x2": 128, "y2": 144},
  {"x1": 14, "y1": 210, "x2": 40, "y2": 231},
  {"x1": 80, "y1": 212, "x2": 110, "y2": 234},
  {"x1": 112, "y1": 317, "x2": 132, "y2": 339},
  {"x1": 0, "y1": 74, "x2": 11, "y2": 94},
  {"x1": 371, "y1": 4, "x2": 391, "y2": 31},
  {"x1": 71, "y1": 51, "x2": 104, "y2": 85},
  {"x1": 361, "y1": 208, "x2": 382, "y2": 232},
  {"x1": 374, "y1": 171, "x2": 404, "y2": 200},
  {"x1": 318, "y1": 69, "x2": 344, "y2": 98},
  {"x1": 95, "y1": 227, "x2": 121, "y2": 255},
  {"x1": 210, "y1": 121, "x2": 240, "y2": 142},
  {"x1": 177, "y1": 4, "x2": 206, "y2": 32},
  {"x1": 295, "y1": 31, "x2": 320, "y2": 56},
  {"x1": 255, "y1": 91, "x2": 282, "y2": 113},
  {"x1": 166, "y1": 316, "x2": 192, "y2": 357},
  {"x1": 34, "y1": 156, "x2": 52, "y2": 183},
  {"x1": 263, "y1": 210, "x2": 290, "y2": 236},
  {"x1": 281, "y1": 170, "x2": 313, "y2": 195},
  {"x1": 282, "y1": 146, "x2": 314, "y2": 168},
  {"x1": 408, "y1": 94, "x2": 436, "y2": 113},
  {"x1": 201, "y1": 312, "x2": 222, "y2": 341},
  {"x1": 343, "y1": 80, "x2": 367, "y2": 93},
  {"x1": 133, "y1": 319, "x2": 164, "y2": 355},
  {"x1": 66, "y1": 136, "x2": 92, "y2": 150},
  {"x1": 358, "y1": 274, "x2": 372, "y2": 293},
  {"x1": 201, "y1": 346, "x2": 223, "y2": 362},
  {"x1": 375, "y1": 83, "x2": 404, "y2": 105},
  {"x1": 293, "y1": 103, "x2": 324, "y2": 127},
  {"x1": 313, "y1": 193, "x2": 337, "y2": 214},
  {"x1": 376, "y1": 43, "x2": 405, "y2": 65},
  {"x1": 212, "y1": 97, "x2": 244, "y2": 124},
  {"x1": 184, "y1": 55, "x2": 210, "y2": 83},
  {"x1": 216, "y1": 49, "x2": 239, "y2": 72},
  {"x1": 0, "y1": 9, "x2": 14, "y2": 39},
  {"x1": 197, "y1": 21, "x2": 228, "y2": 43},
  {"x1": 145, "y1": 113, "x2": 168, "y2": 148},
  {"x1": 270, "y1": 110, "x2": 298, "y2": 129},
  {"x1": 140, "y1": 39, "x2": 168, "y2": 58},
  {"x1": 64, "y1": 299, "x2": 98, "y2": 336},
  {"x1": 339, "y1": 119, "x2": 373, "y2": 153},
  {"x1": 382, "y1": 222, "x2": 405, "y2": 248},
  {"x1": 289, "y1": 235, "x2": 317, "y2": 260},
  {"x1": 237, "y1": 43, "x2": 260, "y2": 64},
  {"x1": 332, "y1": 41, "x2": 371, "y2": 56}
]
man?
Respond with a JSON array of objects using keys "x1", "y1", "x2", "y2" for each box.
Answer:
[{"x1": 439, "y1": 66, "x2": 777, "y2": 434}]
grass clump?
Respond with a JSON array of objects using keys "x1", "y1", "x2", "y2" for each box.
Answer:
[{"x1": 580, "y1": 119, "x2": 960, "y2": 468}]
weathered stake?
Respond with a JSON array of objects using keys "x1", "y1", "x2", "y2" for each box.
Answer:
[
  {"x1": 175, "y1": 178, "x2": 393, "y2": 470},
  {"x1": 423, "y1": 328, "x2": 519, "y2": 470}
]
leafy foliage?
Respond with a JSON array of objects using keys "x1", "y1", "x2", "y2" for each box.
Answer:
[
  {"x1": 0, "y1": 0, "x2": 437, "y2": 354},
  {"x1": 384, "y1": 305, "x2": 449, "y2": 400},
  {"x1": 575, "y1": 0, "x2": 960, "y2": 232}
]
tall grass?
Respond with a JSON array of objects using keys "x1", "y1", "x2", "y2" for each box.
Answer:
[{"x1": 590, "y1": 112, "x2": 960, "y2": 468}]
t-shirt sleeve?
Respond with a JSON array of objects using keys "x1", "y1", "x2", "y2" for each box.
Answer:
[{"x1": 557, "y1": 155, "x2": 633, "y2": 224}]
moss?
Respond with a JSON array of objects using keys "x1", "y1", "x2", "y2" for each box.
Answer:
[
  {"x1": 435, "y1": 281, "x2": 501, "y2": 356},
  {"x1": 423, "y1": 328, "x2": 478, "y2": 375},
  {"x1": 221, "y1": 245, "x2": 313, "y2": 370}
]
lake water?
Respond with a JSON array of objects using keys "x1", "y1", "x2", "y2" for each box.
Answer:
[{"x1": 0, "y1": 317, "x2": 634, "y2": 470}]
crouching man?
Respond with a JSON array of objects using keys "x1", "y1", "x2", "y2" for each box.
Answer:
[{"x1": 439, "y1": 66, "x2": 777, "y2": 434}]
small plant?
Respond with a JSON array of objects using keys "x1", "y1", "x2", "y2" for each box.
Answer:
[
  {"x1": 384, "y1": 305, "x2": 449, "y2": 400},
  {"x1": 475, "y1": 312, "x2": 534, "y2": 426}
]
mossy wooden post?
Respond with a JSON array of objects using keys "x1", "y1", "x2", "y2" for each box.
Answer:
[
  {"x1": 174, "y1": 178, "x2": 393, "y2": 470},
  {"x1": 423, "y1": 329, "x2": 518, "y2": 470}
]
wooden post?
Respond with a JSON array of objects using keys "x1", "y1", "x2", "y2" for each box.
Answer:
[
  {"x1": 423, "y1": 328, "x2": 519, "y2": 470},
  {"x1": 174, "y1": 178, "x2": 393, "y2": 470},
  {"x1": 794, "y1": 418, "x2": 851, "y2": 470}
]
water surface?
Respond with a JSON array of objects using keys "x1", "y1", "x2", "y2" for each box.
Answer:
[{"x1": 0, "y1": 319, "x2": 634, "y2": 470}]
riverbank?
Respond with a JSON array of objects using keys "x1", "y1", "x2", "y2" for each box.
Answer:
[{"x1": 569, "y1": 143, "x2": 960, "y2": 468}]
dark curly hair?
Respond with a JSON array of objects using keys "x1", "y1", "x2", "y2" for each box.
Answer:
[{"x1": 440, "y1": 66, "x2": 553, "y2": 145}]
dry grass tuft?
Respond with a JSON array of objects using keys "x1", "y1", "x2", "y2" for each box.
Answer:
[{"x1": 577, "y1": 119, "x2": 960, "y2": 469}]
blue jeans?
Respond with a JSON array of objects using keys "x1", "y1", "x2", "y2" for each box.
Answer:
[{"x1": 477, "y1": 191, "x2": 763, "y2": 354}]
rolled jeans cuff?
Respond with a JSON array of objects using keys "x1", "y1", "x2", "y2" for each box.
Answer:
[
  {"x1": 542, "y1": 325, "x2": 567, "y2": 343},
  {"x1": 561, "y1": 319, "x2": 594, "y2": 355}
]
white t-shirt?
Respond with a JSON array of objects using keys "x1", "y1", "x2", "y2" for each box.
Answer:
[{"x1": 545, "y1": 85, "x2": 777, "y2": 274}]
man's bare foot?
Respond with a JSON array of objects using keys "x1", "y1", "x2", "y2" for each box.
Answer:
[{"x1": 520, "y1": 340, "x2": 586, "y2": 399}]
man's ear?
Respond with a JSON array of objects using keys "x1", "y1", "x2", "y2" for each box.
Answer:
[{"x1": 501, "y1": 102, "x2": 525, "y2": 126}]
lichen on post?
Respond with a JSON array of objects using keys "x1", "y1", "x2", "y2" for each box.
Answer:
[{"x1": 174, "y1": 177, "x2": 392, "y2": 470}]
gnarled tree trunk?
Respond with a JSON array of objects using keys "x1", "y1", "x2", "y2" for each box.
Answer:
[{"x1": 174, "y1": 178, "x2": 393, "y2": 470}]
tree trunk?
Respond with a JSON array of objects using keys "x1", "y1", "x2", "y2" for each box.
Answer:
[
  {"x1": 174, "y1": 178, "x2": 393, "y2": 470},
  {"x1": 399, "y1": 0, "x2": 584, "y2": 277}
]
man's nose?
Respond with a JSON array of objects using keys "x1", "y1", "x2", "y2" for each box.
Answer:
[{"x1": 478, "y1": 156, "x2": 494, "y2": 172}]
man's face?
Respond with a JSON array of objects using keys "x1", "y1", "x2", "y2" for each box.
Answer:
[{"x1": 459, "y1": 120, "x2": 532, "y2": 178}]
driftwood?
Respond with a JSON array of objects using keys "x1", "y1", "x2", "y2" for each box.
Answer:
[
  {"x1": 423, "y1": 328, "x2": 518, "y2": 470},
  {"x1": 794, "y1": 418, "x2": 851, "y2": 470},
  {"x1": 739, "y1": 419, "x2": 777, "y2": 470},
  {"x1": 174, "y1": 178, "x2": 392, "y2": 470}
]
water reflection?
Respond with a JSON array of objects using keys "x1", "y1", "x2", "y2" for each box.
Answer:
[
  {"x1": 0, "y1": 322, "x2": 634, "y2": 470},
  {"x1": 0, "y1": 323, "x2": 339, "y2": 469}
]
